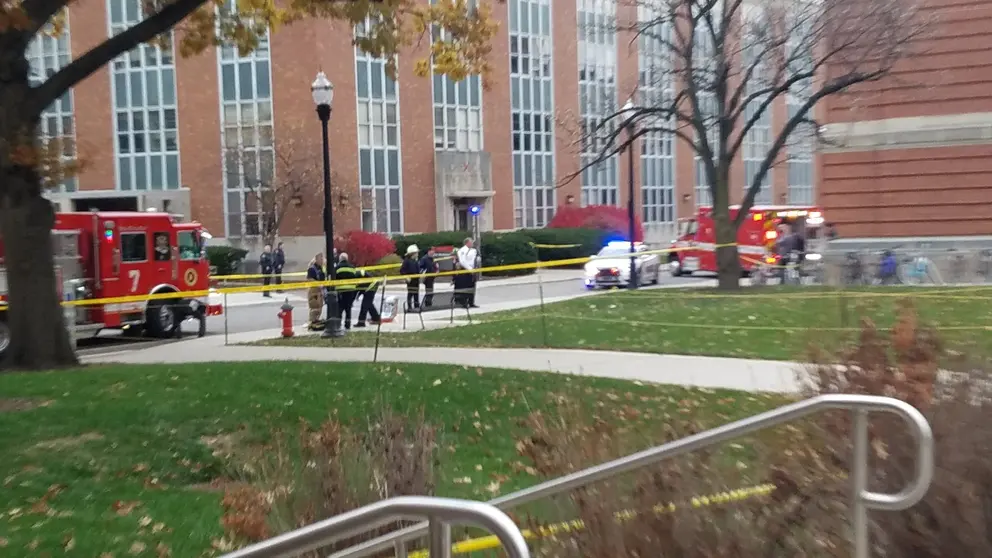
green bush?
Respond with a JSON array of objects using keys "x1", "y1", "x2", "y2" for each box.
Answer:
[
  {"x1": 518, "y1": 227, "x2": 605, "y2": 263},
  {"x1": 207, "y1": 245, "x2": 249, "y2": 276},
  {"x1": 392, "y1": 232, "x2": 467, "y2": 258},
  {"x1": 478, "y1": 231, "x2": 537, "y2": 277}
]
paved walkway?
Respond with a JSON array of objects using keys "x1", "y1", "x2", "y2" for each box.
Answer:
[{"x1": 83, "y1": 338, "x2": 804, "y2": 393}]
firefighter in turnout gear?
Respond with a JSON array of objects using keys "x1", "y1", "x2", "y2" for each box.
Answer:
[
  {"x1": 306, "y1": 253, "x2": 327, "y2": 330},
  {"x1": 354, "y1": 269, "x2": 382, "y2": 327},
  {"x1": 334, "y1": 253, "x2": 361, "y2": 329}
]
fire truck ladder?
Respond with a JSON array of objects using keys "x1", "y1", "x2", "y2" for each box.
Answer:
[{"x1": 246, "y1": 395, "x2": 932, "y2": 558}]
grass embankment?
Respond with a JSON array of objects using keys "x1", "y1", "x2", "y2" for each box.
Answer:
[
  {"x1": 0, "y1": 362, "x2": 782, "y2": 556},
  {"x1": 259, "y1": 286, "x2": 992, "y2": 360}
]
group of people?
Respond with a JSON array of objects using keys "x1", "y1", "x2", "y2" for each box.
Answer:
[
  {"x1": 258, "y1": 242, "x2": 286, "y2": 297},
  {"x1": 305, "y1": 250, "x2": 382, "y2": 330},
  {"x1": 400, "y1": 237, "x2": 480, "y2": 312}
]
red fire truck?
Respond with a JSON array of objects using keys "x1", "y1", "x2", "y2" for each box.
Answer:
[
  {"x1": 0, "y1": 211, "x2": 223, "y2": 356},
  {"x1": 668, "y1": 205, "x2": 825, "y2": 276}
]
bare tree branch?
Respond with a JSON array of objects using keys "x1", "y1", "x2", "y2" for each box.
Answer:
[{"x1": 30, "y1": 0, "x2": 207, "y2": 116}]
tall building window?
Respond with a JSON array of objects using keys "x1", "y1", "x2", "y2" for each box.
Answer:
[
  {"x1": 637, "y1": 4, "x2": 674, "y2": 225},
  {"x1": 742, "y1": 104, "x2": 772, "y2": 206},
  {"x1": 786, "y1": 98, "x2": 815, "y2": 205},
  {"x1": 578, "y1": 0, "x2": 618, "y2": 207},
  {"x1": 432, "y1": 0, "x2": 483, "y2": 151},
  {"x1": 356, "y1": 21, "x2": 403, "y2": 234},
  {"x1": 786, "y1": 33, "x2": 815, "y2": 206},
  {"x1": 217, "y1": 0, "x2": 274, "y2": 238},
  {"x1": 742, "y1": 7, "x2": 772, "y2": 205},
  {"x1": 27, "y1": 21, "x2": 77, "y2": 192},
  {"x1": 691, "y1": 18, "x2": 716, "y2": 207},
  {"x1": 510, "y1": 0, "x2": 555, "y2": 227},
  {"x1": 108, "y1": 0, "x2": 180, "y2": 191}
]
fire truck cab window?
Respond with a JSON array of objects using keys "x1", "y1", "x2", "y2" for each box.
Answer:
[
  {"x1": 153, "y1": 232, "x2": 171, "y2": 261},
  {"x1": 178, "y1": 231, "x2": 200, "y2": 260},
  {"x1": 120, "y1": 233, "x2": 148, "y2": 263}
]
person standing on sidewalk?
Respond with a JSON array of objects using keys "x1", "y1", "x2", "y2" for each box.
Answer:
[
  {"x1": 456, "y1": 238, "x2": 479, "y2": 308},
  {"x1": 273, "y1": 241, "x2": 286, "y2": 292},
  {"x1": 400, "y1": 244, "x2": 421, "y2": 312},
  {"x1": 419, "y1": 246, "x2": 439, "y2": 308},
  {"x1": 259, "y1": 244, "x2": 274, "y2": 298},
  {"x1": 306, "y1": 253, "x2": 326, "y2": 329},
  {"x1": 335, "y1": 252, "x2": 361, "y2": 329},
  {"x1": 354, "y1": 270, "x2": 382, "y2": 327}
]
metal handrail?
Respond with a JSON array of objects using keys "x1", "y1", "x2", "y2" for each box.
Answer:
[
  {"x1": 332, "y1": 395, "x2": 933, "y2": 558},
  {"x1": 219, "y1": 496, "x2": 529, "y2": 558}
]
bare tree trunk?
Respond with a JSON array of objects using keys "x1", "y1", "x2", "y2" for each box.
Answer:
[
  {"x1": 710, "y1": 174, "x2": 741, "y2": 291},
  {"x1": 0, "y1": 184, "x2": 78, "y2": 370},
  {"x1": 714, "y1": 218, "x2": 741, "y2": 291}
]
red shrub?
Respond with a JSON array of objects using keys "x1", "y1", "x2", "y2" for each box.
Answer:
[
  {"x1": 548, "y1": 205, "x2": 644, "y2": 242},
  {"x1": 335, "y1": 231, "x2": 395, "y2": 267}
]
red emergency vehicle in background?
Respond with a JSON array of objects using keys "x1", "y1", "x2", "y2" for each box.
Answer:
[
  {"x1": 0, "y1": 211, "x2": 222, "y2": 357},
  {"x1": 668, "y1": 205, "x2": 825, "y2": 276}
]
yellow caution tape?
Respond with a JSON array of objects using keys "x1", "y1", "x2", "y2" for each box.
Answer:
[
  {"x1": 407, "y1": 483, "x2": 777, "y2": 557},
  {"x1": 530, "y1": 242, "x2": 584, "y2": 249},
  {"x1": 213, "y1": 255, "x2": 456, "y2": 281},
  {"x1": 33, "y1": 246, "x2": 700, "y2": 309}
]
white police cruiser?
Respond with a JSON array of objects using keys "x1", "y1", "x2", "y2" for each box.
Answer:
[{"x1": 583, "y1": 241, "x2": 662, "y2": 289}]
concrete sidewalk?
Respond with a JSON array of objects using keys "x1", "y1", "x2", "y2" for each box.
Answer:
[{"x1": 83, "y1": 342, "x2": 804, "y2": 394}]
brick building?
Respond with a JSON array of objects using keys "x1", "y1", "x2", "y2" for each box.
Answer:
[
  {"x1": 819, "y1": 0, "x2": 992, "y2": 240},
  {"x1": 38, "y1": 0, "x2": 818, "y2": 264}
]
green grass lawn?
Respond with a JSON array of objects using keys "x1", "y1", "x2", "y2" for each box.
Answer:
[
  {"x1": 0, "y1": 362, "x2": 783, "y2": 556},
  {"x1": 259, "y1": 286, "x2": 992, "y2": 360}
]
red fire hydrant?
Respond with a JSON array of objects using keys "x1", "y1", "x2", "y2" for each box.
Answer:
[{"x1": 278, "y1": 298, "x2": 295, "y2": 338}]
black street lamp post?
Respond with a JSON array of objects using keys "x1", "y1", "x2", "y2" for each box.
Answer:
[
  {"x1": 312, "y1": 71, "x2": 344, "y2": 338},
  {"x1": 623, "y1": 99, "x2": 638, "y2": 290}
]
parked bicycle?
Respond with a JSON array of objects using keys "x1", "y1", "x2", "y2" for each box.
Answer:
[{"x1": 898, "y1": 247, "x2": 942, "y2": 285}]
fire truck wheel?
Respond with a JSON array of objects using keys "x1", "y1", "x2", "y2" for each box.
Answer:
[
  {"x1": 145, "y1": 300, "x2": 178, "y2": 339},
  {"x1": 0, "y1": 320, "x2": 10, "y2": 358},
  {"x1": 669, "y1": 257, "x2": 684, "y2": 277}
]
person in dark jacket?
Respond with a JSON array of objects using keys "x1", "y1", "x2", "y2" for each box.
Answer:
[
  {"x1": 452, "y1": 261, "x2": 474, "y2": 309},
  {"x1": 419, "y1": 247, "x2": 439, "y2": 308},
  {"x1": 259, "y1": 244, "x2": 274, "y2": 298},
  {"x1": 354, "y1": 270, "x2": 382, "y2": 327},
  {"x1": 306, "y1": 253, "x2": 326, "y2": 328},
  {"x1": 400, "y1": 244, "x2": 421, "y2": 311},
  {"x1": 335, "y1": 253, "x2": 361, "y2": 329},
  {"x1": 273, "y1": 241, "x2": 286, "y2": 292}
]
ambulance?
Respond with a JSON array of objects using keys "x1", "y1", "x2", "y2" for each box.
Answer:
[{"x1": 669, "y1": 205, "x2": 825, "y2": 276}]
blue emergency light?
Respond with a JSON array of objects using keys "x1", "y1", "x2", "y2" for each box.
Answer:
[{"x1": 469, "y1": 204, "x2": 481, "y2": 215}]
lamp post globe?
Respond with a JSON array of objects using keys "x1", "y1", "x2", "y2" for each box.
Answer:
[
  {"x1": 312, "y1": 71, "x2": 343, "y2": 338},
  {"x1": 311, "y1": 71, "x2": 334, "y2": 109}
]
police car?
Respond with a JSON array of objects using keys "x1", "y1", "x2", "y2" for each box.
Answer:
[{"x1": 583, "y1": 242, "x2": 662, "y2": 289}]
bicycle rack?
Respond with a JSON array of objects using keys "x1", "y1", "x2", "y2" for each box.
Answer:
[{"x1": 334, "y1": 395, "x2": 933, "y2": 558}]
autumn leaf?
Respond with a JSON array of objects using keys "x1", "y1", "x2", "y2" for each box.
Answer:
[{"x1": 113, "y1": 500, "x2": 141, "y2": 516}]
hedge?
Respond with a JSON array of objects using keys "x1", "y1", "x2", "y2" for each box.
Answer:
[
  {"x1": 206, "y1": 245, "x2": 248, "y2": 276},
  {"x1": 392, "y1": 231, "x2": 537, "y2": 277},
  {"x1": 477, "y1": 231, "x2": 537, "y2": 277},
  {"x1": 517, "y1": 227, "x2": 605, "y2": 262}
]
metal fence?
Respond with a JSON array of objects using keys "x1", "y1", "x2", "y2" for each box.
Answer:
[
  {"x1": 315, "y1": 395, "x2": 932, "y2": 558},
  {"x1": 218, "y1": 496, "x2": 529, "y2": 558}
]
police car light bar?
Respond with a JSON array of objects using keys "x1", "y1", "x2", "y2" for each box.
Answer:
[{"x1": 606, "y1": 241, "x2": 640, "y2": 248}]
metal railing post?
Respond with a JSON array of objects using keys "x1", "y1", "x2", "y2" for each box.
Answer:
[
  {"x1": 428, "y1": 518, "x2": 452, "y2": 558},
  {"x1": 851, "y1": 409, "x2": 870, "y2": 558},
  {"x1": 393, "y1": 540, "x2": 408, "y2": 558}
]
